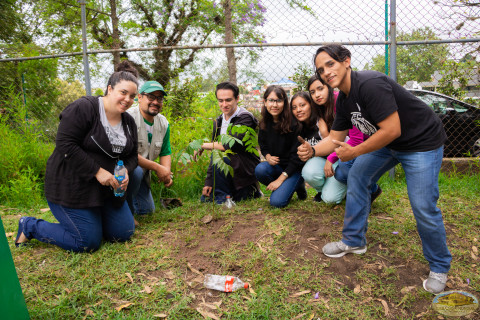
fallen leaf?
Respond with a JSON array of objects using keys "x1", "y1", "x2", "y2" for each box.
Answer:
[
  {"x1": 64, "y1": 288, "x2": 71, "y2": 294},
  {"x1": 140, "y1": 285, "x2": 152, "y2": 294},
  {"x1": 290, "y1": 290, "x2": 311, "y2": 298},
  {"x1": 193, "y1": 275, "x2": 204, "y2": 283},
  {"x1": 353, "y1": 284, "x2": 361, "y2": 294},
  {"x1": 471, "y1": 252, "x2": 478, "y2": 260},
  {"x1": 249, "y1": 286, "x2": 256, "y2": 296},
  {"x1": 196, "y1": 307, "x2": 220, "y2": 320},
  {"x1": 5, "y1": 232, "x2": 14, "y2": 238},
  {"x1": 200, "y1": 299, "x2": 222, "y2": 310},
  {"x1": 187, "y1": 262, "x2": 203, "y2": 276},
  {"x1": 292, "y1": 313, "x2": 306, "y2": 320},
  {"x1": 376, "y1": 299, "x2": 390, "y2": 316},
  {"x1": 153, "y1": 314, "x2": 168, "y2": 318},
  {"x1": 333, "y1": 279, "x2": 345, "y2": 286},
  {"x1": 400, "y1": 286, "x2": 416, "y2": 294},
  {"x1": 85, "y1": 309, "x2": 94, "y2": 316},
  {"x1": 125, "y1": 273, "x2": 134, "y2": 283},
  {"x1": 307, "y1": 237, "x2": 318, "y2": 241},
  {"x1": 137, "y1": 273, "x2": 147, "y2": 277},
  {"x1": 472, "y1": 246, "x2": 478, "y2": 254},
  {"x1": 416, "y1": 311, "x2": 427, "y2": 318},
  {"x1": 201, "y1": 214, "x2": 213, "y2": 224},
  {"x1": 40, "y1": 208, "x2": 50, "y2": 212},
  {"x1": 164, "y1": 271, "x2": 175, "y2": 280},
  {"x1": 115, "y1": 302, "x2": 134, "y2": 311},
  {"x1": 257, "y1": 243, "x2": 267, "y2": 253}
]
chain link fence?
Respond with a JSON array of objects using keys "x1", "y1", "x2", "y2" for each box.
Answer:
[{"x1": 1, "y1": 0, "x2": 479, "y2": 156}]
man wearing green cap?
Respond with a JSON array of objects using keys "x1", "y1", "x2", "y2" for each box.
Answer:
[{"x1": 126, "y1": 81, "x2": 172, "y2": 217}]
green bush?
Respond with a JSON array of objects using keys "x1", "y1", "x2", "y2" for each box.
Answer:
[{"x1": 0, "y1": 93, "x2": 53, "y2": 208}]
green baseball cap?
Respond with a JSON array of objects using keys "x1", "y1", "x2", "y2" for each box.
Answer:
[{"x1": 139, "y1": 81, "x2": 167, "y2": 96}]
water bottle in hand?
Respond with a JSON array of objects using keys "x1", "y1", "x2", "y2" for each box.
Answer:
[
  {"x1": 204, "y1": 274, "x2": 249, "y2": 292},
  {"x1": 224, "y1": 195, "x2": 235, "y2": 208},
  {"x1": 114, "y1": 160, "x2": 126, "y2": 197}
]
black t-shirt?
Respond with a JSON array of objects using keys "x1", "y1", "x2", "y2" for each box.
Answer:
[{"x1": 332, "y1": 71, "x2": 446, "y2": 152}]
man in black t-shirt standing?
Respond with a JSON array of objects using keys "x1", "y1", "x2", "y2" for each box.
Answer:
[{"x1": 298, "y1": 44, "x2": 451, "y2": 294}]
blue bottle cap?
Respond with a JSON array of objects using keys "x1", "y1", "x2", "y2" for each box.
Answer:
[{"x1": 117, "y1": 160, "x2": 124, "y2": 166}]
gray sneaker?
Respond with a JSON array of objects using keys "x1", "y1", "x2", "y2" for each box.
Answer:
[
  {"x1": 423, "y1": 271, "x2": 447, "y2": 294},
  {"x1": 322, "y1": 241, "x2": 367, "y2": 258}
]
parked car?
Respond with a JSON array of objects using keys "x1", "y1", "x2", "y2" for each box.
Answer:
[{"x1": 408, "y1": 89, "x2": 480, "y2": 157}]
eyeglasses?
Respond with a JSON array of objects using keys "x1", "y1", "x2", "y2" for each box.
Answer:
[
  {"x1": 143, "y1": 93, "x2": 164, "y2": 102},
  {"x1": 266, "y1": 98, "x2": 282, "y2": 104}
]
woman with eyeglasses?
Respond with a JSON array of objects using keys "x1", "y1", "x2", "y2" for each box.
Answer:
[
  {"x1": 15, "y1": 61, "x2": 139, "y2": 252},
  {"x1": 255, "y1": 85, "x2": 307, "y2": 208}
]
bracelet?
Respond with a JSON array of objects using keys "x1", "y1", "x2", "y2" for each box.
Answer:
[{"x1": 311, "y1": 146, "x2": 316, "y2": 158}]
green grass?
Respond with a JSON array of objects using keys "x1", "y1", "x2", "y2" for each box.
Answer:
[{"x1": 2, "y1": 169, "x2": 480, "y2": 319}]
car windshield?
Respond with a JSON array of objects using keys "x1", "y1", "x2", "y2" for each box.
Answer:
[{"x1": 414, "y1": 92, "x2": 469, "y2": 114}]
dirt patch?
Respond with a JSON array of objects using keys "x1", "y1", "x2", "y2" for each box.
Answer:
[{"x1": 131, "y1": 205, "x2": 478, "y2": 319}]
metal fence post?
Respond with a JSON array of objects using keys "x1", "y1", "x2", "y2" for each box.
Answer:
[
  {"x1": 79, "y1": 0, "x2": 91, "y2": 96},
  {"x1": 389, "y1": 0, "x2": 397, "y2": 179}
]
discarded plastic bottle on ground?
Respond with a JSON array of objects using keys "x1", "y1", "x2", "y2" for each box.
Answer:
[
  {"x1": 224, "y1": 195, "x2": 235, "y2": 208},
  {"x1": 204, "y1": 274, "x2": 249, "y2": 292},
  {"x1": 114, "y1": 160, "x2": 126, "y2": 197}
]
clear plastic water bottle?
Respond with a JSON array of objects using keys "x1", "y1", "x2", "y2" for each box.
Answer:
[
  {"x1": 114, "y1": 160, "x2": 126, "y2": 197},
  {"x1": 204, "y1": 274, "x2": 249, "y2": 292},
  {"x1": 224, "y1": 195, "x2": 235, "y2": 208}
]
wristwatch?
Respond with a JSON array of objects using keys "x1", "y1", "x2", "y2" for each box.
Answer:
[{"x1": 282, "y1": 172, "x2": 288, "y2": 178}]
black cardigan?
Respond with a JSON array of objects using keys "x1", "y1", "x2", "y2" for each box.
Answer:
[
  {"x1": 258, "y1": 120, "x2": 304, "y2": 177},
  {"x1": 204, "y1": 108, "x2": 260, "y2": 191},
  {"x1": 44, "y1": 96, "x2": 138, "y2": 208}
]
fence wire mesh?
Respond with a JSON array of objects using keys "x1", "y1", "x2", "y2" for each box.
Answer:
[{"x1": 1, "y1": 0, "x2": 479, "y2": 156}]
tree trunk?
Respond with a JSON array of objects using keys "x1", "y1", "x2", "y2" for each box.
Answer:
[
  {"x1": 109, "y1": 0, "x2": 121, "y2": 67},
  {"x1": 223, "y1": 0, "x2": 237, "y2": 84}
]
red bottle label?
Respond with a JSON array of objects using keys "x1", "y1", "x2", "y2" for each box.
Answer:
[{"x1": 225, "y1": 275, "x2": 234, "y2": 292}]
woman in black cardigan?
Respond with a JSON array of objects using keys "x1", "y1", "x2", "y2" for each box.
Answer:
[
  {"x1": 255, "y1": 85, "x2": 306, "y2": 208},
  {"x1": 15, "y1": 61, "x2": 139, "y2": 252}
]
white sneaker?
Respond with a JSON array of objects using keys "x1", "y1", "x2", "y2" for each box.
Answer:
[
  {"x1": 322, "y1": 241, "x2": 367, "y2": 258},
  {"x1": 423, "y1": 271, "x2": 447, "y2": 294}
]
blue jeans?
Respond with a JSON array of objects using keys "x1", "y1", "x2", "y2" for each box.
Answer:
[
  {"x1": 126, "y1": 166, "x2": 155, "y2": 215},
  {"x1": 255, "y1": 162, "x2": 304, "y2": 208},
  {"x1": 201, "y1": 157, "x2": 261, "y2": 204},
  {"x1": 21, "y1": 199, "x2": 135, "y2": 252},
  {"x1": 302, "y1": 157, "x2": 346, "y2": 204},
  {"x1": 335, "y1": 158, "x2": 378, "y2": 195},
  {"x1": 342, "y1": 146, "x2": 451, "y2": 273}
]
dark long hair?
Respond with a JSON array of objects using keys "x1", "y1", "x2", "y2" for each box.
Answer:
[
  {"x1": 290, "y1": 91, "x2": 319, "y2": 133},
  {"x1": 104, "y1": 60, "x2": 139, "y2": 95},
  {"x1": 259, "y1": 85, "x2": 291, "y2": 134},
  {"x1": 307, "y1": 75, "x2": 336, "y2": 131}
]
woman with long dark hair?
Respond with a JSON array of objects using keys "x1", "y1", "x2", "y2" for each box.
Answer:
[
  {"x1": 255, "y1": 85, "x2": 306, "y2": 208},
  {"x1": 291, "y1": 91, "x2": 346, "y2": 203},
  {"x1": 15, "y1": 61, "x2": 139, "y2": 252},
  {"x1": 306, "y1": 75, "x2": 381, "y2": 203}
]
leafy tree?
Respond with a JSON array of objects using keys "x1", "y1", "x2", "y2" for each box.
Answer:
[
  {"x1": 365, "y1": 27, "x2": 450, "y2": 85},
  {"x1": 0, "y1": 0, "x2": 21, "y2": 43},
  {"x1": 437, "y1": 58, "x2": 478, "y2": 99},
  {"x1": 291, "y1": 63, "x2": 312, "y2": 94}
]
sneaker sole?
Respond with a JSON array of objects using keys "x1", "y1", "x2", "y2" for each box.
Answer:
[{"x1": 323, "y1": 246, "x2": 367, "y2": 258}]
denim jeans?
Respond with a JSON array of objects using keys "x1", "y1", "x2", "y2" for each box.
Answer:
[
  {"x1": 342, "y1": 146, "x2": 451, "y2": 273},
  {"x1": 126, "y1": 166, "x2": 155, "y2": 215},
  {"x1": 21, "y1": 199, "x2": 135, "y2": 252},
  {"x1": 201, "y1": 157, "x2": 261, "y2": 204},
  {"x1": 255, "y1": 162, "x2": 304, "y2": 208},
  {"x1": 301, "y1": 157, "x2": 346, "y2": 204},
  {"x1": 334, "y1": 158, "x2": 378, "y2": 195}
]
